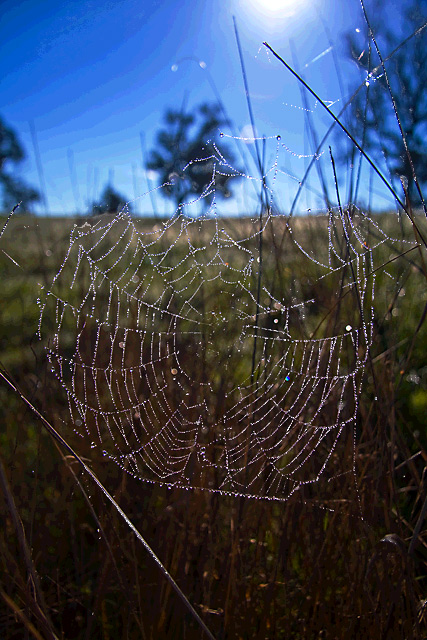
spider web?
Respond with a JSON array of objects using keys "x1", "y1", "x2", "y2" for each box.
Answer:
[{"x1": 37, "y1": 137, "x2": 407, "y2": 503}]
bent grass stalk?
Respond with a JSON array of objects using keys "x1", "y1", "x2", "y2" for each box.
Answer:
[{"x1": 0, "y1": 368, "x2": 216, "y2": 640}]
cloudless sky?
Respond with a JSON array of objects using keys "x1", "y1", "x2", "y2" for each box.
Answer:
[{"x1": 0, "y1": 0, "x2": 403, "y2": 215}]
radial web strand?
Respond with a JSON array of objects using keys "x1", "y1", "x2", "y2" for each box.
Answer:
[{"x1": 37, "y1": 137, "x2": 414, "y2": 503}]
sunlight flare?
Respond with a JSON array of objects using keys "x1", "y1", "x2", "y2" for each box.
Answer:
[{"x1": 243, "y1": 0, "x2": 304, "y2": 18}]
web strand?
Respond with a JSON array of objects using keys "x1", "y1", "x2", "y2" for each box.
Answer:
[{"x1": 37, "y1": 140, "x2": 415, "y2": 503}]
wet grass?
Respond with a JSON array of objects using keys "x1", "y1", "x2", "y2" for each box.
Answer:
[{"x1": 1, "y1": 206, "x2": 427, "y2": 638}]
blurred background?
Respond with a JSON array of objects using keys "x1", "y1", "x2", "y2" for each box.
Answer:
[{"x1": 2, "y1": 0, "x2": 421, "y2": 217}]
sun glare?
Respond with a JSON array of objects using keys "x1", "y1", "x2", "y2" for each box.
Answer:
[
  {"x1": 260, "y1": 0, "x2": 295, "y2": 11},
  {"x1": 244, "y1": 0, "x2": 302, "y2": 18}
]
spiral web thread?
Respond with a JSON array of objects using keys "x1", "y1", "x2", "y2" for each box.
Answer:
[{"x1": 37, "y1": 137, "x2": 413, "y2": 503}]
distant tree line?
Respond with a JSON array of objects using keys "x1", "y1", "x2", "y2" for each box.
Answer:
[
  {"x1": 7, "y1": 9, "x2": 427, "y2": 222},
  {"x1": 0, "y1": 101, "x2": 240, "y2": 217},
  {"x1": 92, "y1": 101, "x2": 240, "y2": 216}
]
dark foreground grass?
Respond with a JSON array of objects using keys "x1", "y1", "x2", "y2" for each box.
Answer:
[{"x1": 1, "y1": 209, "x2": 427, "y2": 639}]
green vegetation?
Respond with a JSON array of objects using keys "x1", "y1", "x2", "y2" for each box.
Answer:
[
  {"x1": 91, "y1": 184, "x2": 132, "y2": 216},
  {"x1": 146, "y1": 102, "x2": 241, "y2": 210},
  {"x1": 0, "y1": 116, "x2": 40, "y2": 212},
  {"x1": 0, "y1": 207, "x2": 426, "y2": 638},
  {"x1": 1, "y1": 5, "x2": 427, "y2": 638},
  {"x1": 341, "y1": 0, "x2": 427, "y2": 204}
]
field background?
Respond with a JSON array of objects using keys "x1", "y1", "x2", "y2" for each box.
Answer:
[{"x1": 1, "y1": 210, "x2": 427, "y2": 639}]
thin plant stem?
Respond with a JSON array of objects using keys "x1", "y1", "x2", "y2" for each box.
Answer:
[{"x1": 0, "y1": 368, "x2": 216, "y2": 640}]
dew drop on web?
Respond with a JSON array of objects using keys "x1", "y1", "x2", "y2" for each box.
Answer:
[{"x1": 34, "y1": 116, "x2": 404, "y2": 505}]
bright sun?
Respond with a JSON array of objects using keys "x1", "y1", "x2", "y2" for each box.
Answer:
[
  {"x1": 261, "y1": 0, "x2": 294, "y2": 9},
  {"x1": 245, "y1": 0, "x2": 300, "y2": 16}
]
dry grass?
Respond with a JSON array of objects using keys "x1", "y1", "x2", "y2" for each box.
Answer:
[{"x1": 1, "y1": 205, "x2": 427, "y2": 639}]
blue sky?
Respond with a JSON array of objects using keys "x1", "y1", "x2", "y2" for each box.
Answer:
[{"x1": 0, "y1": 0, "x2": 400, "y2": 215}]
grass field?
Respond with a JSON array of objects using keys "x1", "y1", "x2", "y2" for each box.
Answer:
[{"x1": 1, "y1": 205, "x2": 427, "y2": 639}]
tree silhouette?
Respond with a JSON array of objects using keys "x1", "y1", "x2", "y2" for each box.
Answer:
[
  {"x1": 91, "y1": 184, "x2": 131, "y2": 215},
  {"x1": 342, "y1": 1, "x2": 427, "y2": 204},
  {"x1": 0, "y1": 116, "x2": 40, "y2": 212},
  {"x1": 146, "y1": 103, "x2": 240, "y2": 210}
]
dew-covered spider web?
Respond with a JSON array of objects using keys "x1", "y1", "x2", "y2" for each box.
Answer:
[{"x1": 36, "y1": 135, "x2": 413, "y2": 503}]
